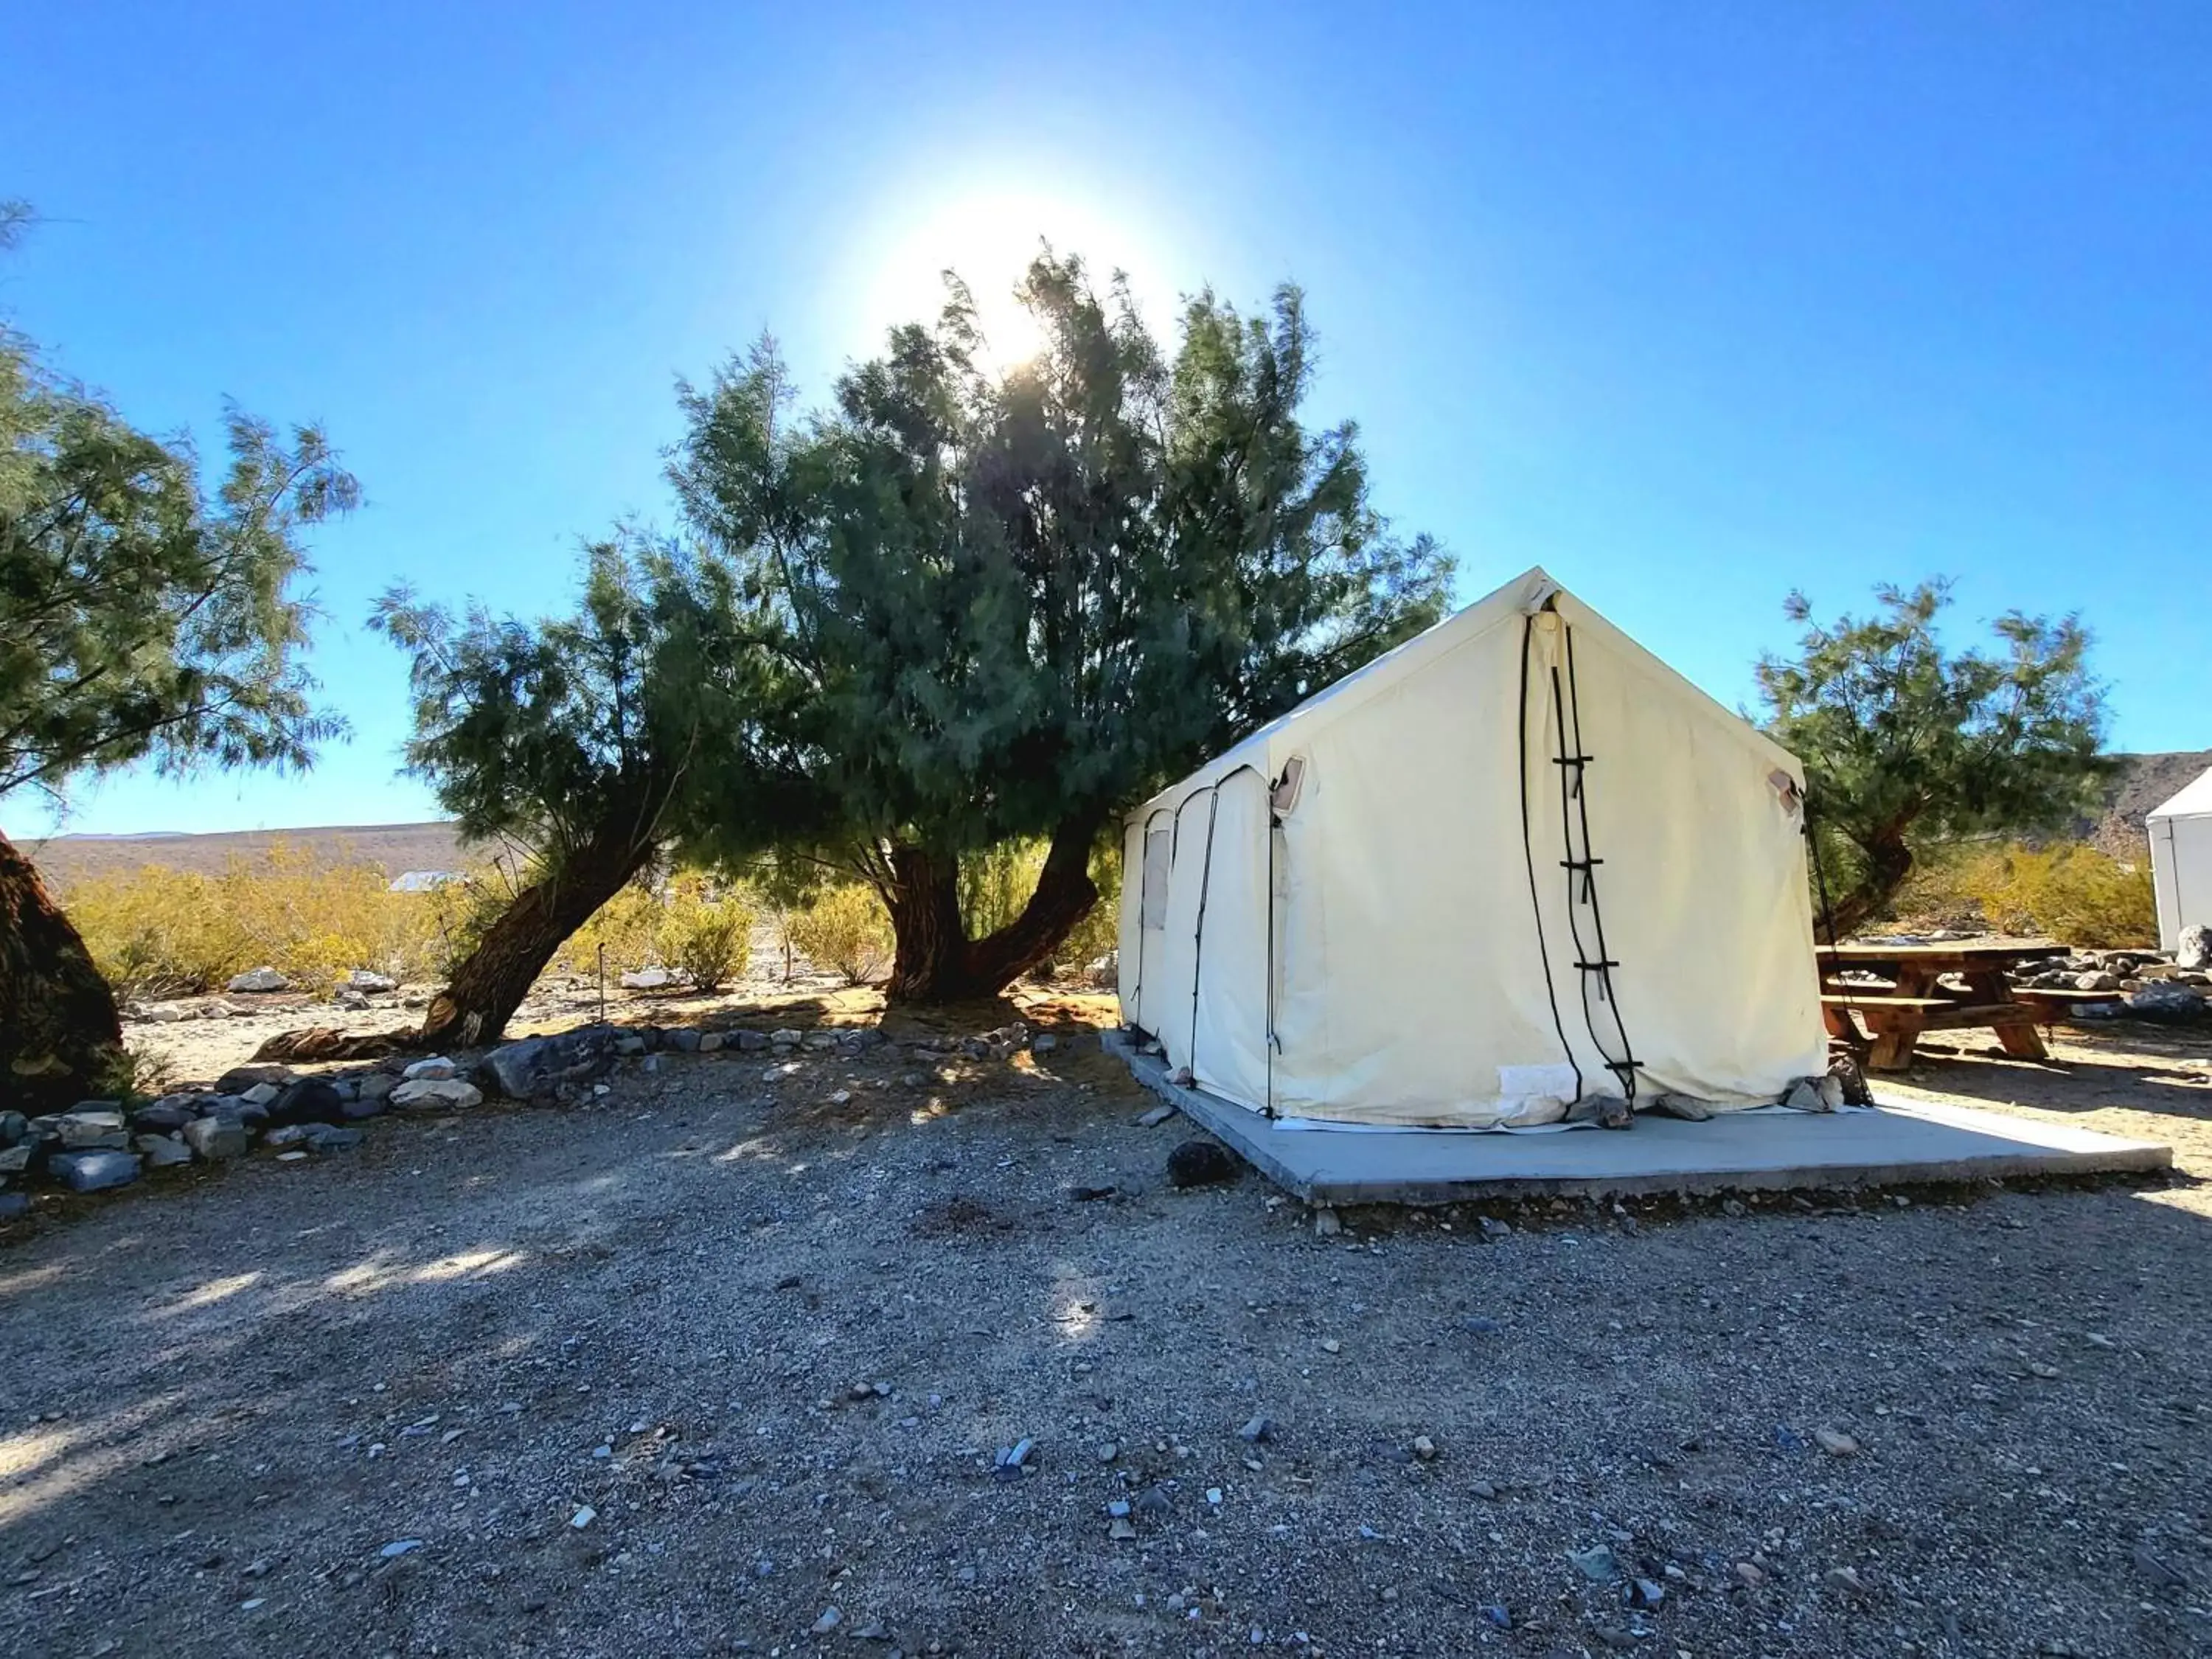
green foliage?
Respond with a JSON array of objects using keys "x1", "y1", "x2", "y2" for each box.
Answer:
[
  {"x1": 374, "y1": 536, "x2": 796, "y2": 858},
  {"x1": 668, "y1": 253, "x2": 1451, "y2": 990},
  {"x1": 1, "y1": 229, "x2": 358, "y2": 807},
  {"x1": 1758, "y1": 580, "x2": 2110, "y2": 936},
  {"x1": 785, "y1": 883, "x2": 893, "y2": 984}
]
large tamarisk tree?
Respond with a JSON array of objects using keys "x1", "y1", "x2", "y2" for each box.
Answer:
[
  {"x1": 1758, "y1": 580, "x2": 2110, "y2": 939},
  {"x1": 672, "y1": 253, "x2": 1453, "y2": 1002},
  {"x1": 1, "y1": 203, "x2": 358, "y2": 1104},
  {"x1": 373, "y1": 537, "x2": 810, "y2": 1048}
]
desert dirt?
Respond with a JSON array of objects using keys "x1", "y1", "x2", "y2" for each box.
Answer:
[{"x1": 2, "y1": 981, "x2": 2209, "y2": 1659}]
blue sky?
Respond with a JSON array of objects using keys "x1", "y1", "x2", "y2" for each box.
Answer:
[{"x1": 7, "y1": 1, "x2": 2207, "y2": 838}]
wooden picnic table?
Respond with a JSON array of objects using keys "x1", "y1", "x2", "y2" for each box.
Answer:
[{"x1": 1818, "y1": 941, "x2": 2070, "y2": 1071}]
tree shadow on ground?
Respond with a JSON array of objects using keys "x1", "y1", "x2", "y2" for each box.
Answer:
[{"x1": 1893, "y1": 1022, "x2": 2212, "y2": 1127}]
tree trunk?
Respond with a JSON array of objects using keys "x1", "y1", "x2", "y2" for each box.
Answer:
[
  {"x1": 1820, "y1": 828, "x2": 1915, "y2": 942},
  {"x1": 1, "y1": 827, "x2": 126, "y2": 1110},
  {"x1": 420, "y1": 829, "x2": 655, "y2": 1050},
  {"x1": 883, "y1": 813, "x2": 1104, "y2": 1004}
]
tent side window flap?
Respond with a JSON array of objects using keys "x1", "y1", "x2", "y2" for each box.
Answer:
[
  {"x1": 1116, "y1": 565, "x2": 1828, "y2": 1131},
  {"x1": 1140, "y1": 829, "x2": 1172, "y2": 928}
]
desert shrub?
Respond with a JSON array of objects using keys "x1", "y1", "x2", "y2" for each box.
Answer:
[
  {"x1": 1892, "y1": 839, "x2": 2155, "y2": 948},
  {"x1": 785, "y1": 883, "x2": 893, "y2": 984},
  {"x1": 64, "y1": 843, "x2": 448, "y2": 996},
  {"x1": 1958, "y1": 841, "x2": 2155, "y2": 948},
  {"x1": 656, "y1": 874, "x2": 754, "y2": 991}
]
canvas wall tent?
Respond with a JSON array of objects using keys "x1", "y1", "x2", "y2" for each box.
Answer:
[
  {"x1": 1115, "y1": 567, "x2": 1826, "y2": 1130},
  {"x1": 2148, "y1": 765, "x2": 2212, "y2": 952}
]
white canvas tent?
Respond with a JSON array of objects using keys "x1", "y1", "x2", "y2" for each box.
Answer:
[
  {"x1": 2148, "y1": 765, "x2": 2212, "y2": 952},
  {"x1": 1115, "y1": 567, "x2": 1826, "y2": 1130}
]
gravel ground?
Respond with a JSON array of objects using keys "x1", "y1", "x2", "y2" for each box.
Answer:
[{"x1": 3, "y1": 1000, "x2": 2209, "y2": 1659}]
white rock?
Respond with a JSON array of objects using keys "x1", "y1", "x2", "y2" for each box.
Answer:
[
  {"x1": 226, "y1": 966, "x2": 292, "y2": 994},
  {"x1": 389, "y1": 1079, "x2": 484, "y2": 1111},
  {"x1": 619, "y1": 967, "x2": 675, "y2": 990},
  {"x1": 403, "y1": 1057, "x2": 457, "y2": 1082},
  {"x1": 348, "y1": 969, "x2": 399, "y2": 992},
  {"x1": 241, "y1": 1083, "x2": 281, "y2": 1107}
]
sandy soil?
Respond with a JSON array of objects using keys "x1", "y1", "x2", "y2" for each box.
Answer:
[{"x1": 3, "y1": 998, "x2": 2208, "y2": 1658}]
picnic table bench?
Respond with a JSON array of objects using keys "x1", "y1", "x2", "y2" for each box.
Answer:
[{"x1": 1818, "y1": 941, "x2": 2070, "y2": 1071}]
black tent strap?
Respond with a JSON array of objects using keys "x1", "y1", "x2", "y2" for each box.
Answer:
[
  {"x1": 1548, "y1": 637, "x2": 1644, "y2": 1105},
  {"x1": 1559, "y1": 855, "x2": 1604, "y2": 901}
]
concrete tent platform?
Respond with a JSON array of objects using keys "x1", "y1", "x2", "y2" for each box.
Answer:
[{"x1": 1105, "y1": 1032, "x2": 2172, "y2": 1204}]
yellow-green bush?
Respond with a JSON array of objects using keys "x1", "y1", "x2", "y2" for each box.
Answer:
[
  {"x1": 1896, "y1": 839, "x2": 2156, "y2": 949},
  {"x1": 539, "y1": 872, "x2": 756, "y2": 989},
  {"x1": 656, "y1": 874, "x2": 754, "y2": 991},
  {"x1": 785, "y1": 882, "x2": 893, "y2": 984},
  {"x1": 64, "y1": 843, "x2": 449, "y2": 996}
]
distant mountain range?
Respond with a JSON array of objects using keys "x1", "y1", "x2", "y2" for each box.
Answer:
[
  {"x1": 27, "y1": 821, "x2": 479, "y2": 888},
  {"x1": 2087, "y1": 750, "x2": 2212, "y2": 858}
]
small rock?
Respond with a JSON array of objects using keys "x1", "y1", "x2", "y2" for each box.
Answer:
[
  {"x1": 389, "y1": 1079, "x2": 484, "y2": 1112},
  {"x1": 619, "y1": 967, "x2": 676, "y2": 990},
  {"x1": 1567, "y1": 1543, "x2": 1620, "y2": 1582},
  {"x1": 1823, "y1": 1565, "x2": 1868, "y2": 1596},
  {"x1": 569, "y1": 1505, "x2": 596, "y2": 1529},
  {"x1": 49, "y1": 1150, "x2": 139, "y2": 1193},
  {"x1": 1312, "y1": 1208, "x2": 1341, "y2": 1237},
  {"x1": 1135, "y1": 1103, "x2": 1175, "y2": 1128},
  {"x1": 1320, "y1": 1338, "x2": 1340, "y2": 1354},
  {"x1": 136, "y1": 1135, "x2": 192, "y2": 1168},
  {"x1": 403, "y1": 1057, "x2": 457, "y2": 1082},
  {"x1": 226, "y1": 966, "x2": 291, "y2": 994},
  {"x1": 1237, "y1": 1416, "x2": 1272, "y2": 1444},
  {"x1": 183, "y1": 1117, "x2": 251, "y2": 1162},
  {"x1": 348, "y1": 969, "x2": 399, "y2": 992},
  {"x1": 1095, "y1": 1441, "x2": 1118, "y2": 1464},
  {"x1": 1734, "y1": 1560, "x2": 1767, "y2": 1587},
  {"x1": 379, "y1": 1539, "x2": 423, "y2": 1559},
  {"x1": 1108, "y1": 1517, "x2": 1137, "y2": 1542},
  {"x1": 810, "y1": 1607, "x2": 841, "y2": 1635},
  {"x1": 1411, "y1": 1435, "x2": 1437, "y2": 1461},
  {"x1": 1815, "y1": 1427, "x2": 1859, "y2": 1457},
  {"x1": 55, "y1": 1109, "x2": 128, "y2": 1150},
  {"x1": 1781, "y1": 1077, "x2": 1830, "y2": 1113}
]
